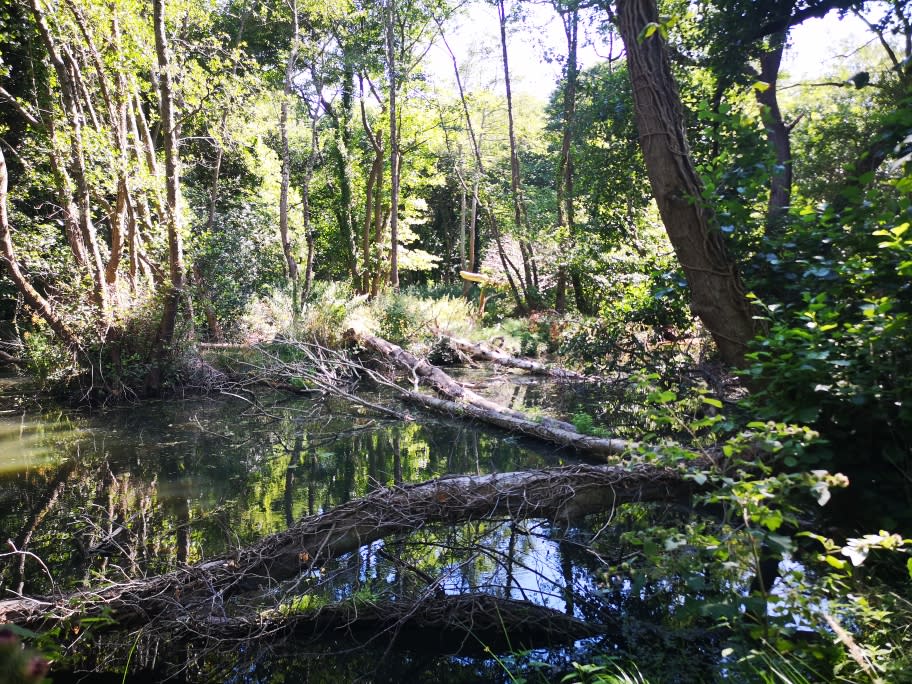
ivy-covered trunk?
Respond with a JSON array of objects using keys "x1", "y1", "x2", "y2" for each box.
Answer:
[{"x1": 616, "y1": 0, "x2": 757, "y2": 366}]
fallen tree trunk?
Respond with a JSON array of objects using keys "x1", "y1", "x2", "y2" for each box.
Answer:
[
  {"x1": 439, "y1": 334, "x2": 590, "y2": 381},
  {"x1": 0, "y1": 463, "x2": 688, "y2": 630},
  {"x1": 354, "y1": 331, "x2": 671, "y2": 461},
  {"x1": 395, "y1": 384, "x2": 639, "y2": 461},
  {"x1": 356, "y1": 331, "x2": 579, "y2": 433},
  {"x1": 202, "y1": 593, "x2": 607, "y2": 653}
]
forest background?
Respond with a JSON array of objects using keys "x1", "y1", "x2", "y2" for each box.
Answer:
[{"x1": 0, "y1": 0, "x2": 911, "y2": 680}]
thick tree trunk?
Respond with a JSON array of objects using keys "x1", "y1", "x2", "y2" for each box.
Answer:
[
  {"x1": 0, "y1": 463, "x2": 688, "y2": 630},
  {"x1": 616, "y1": 0, "x2": 757, "y2": 366},
  {"x1": 392, "y1": 386, "x2": 642, "y2": 461},
  {"x1": 202, "y1": 593, "x2": 605, "y2": 651}
]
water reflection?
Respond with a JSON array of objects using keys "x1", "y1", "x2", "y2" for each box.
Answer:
[
  {"x1": 0, "y1": 390, "x2": 563, "y2": 594},
  {"x1": 0, "y1": 383, "x2": 752, "y2": 682}
]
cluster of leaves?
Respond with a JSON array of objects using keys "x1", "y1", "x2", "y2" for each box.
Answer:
[
  {"x1": 604, "y1": 383, "x2": 912, "y2": 681},
  {"x1": 743, "y1": 165, "x2": 912, "y2": 478}
]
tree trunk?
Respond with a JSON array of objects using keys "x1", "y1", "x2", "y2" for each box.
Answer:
[
  {"x1": 325, "y1": 64, "x2": 358, "y2": 285},
  {"x1": 755, "y1": 31, "x2": 792, "y2": 231},
  {"x1": 149, "y1": 0, "x2": 188, "y2": 384},
  {"x1": 0, "y1": 148, "x2": 84, "y2": 353},
  {"x1": 438, "y1": 335, "x2": 589, "y2": 380},
  {"x1": 387, "y1": 0, "x2": 400, "y2": 289},
  {"x1": 555, "y1": 4, "x2": 579, "y2": 314},
  {"x1": 357, "y1": 331, "x2": 584, "y2": 433},
  {"x1": 438, "y1": 27, "x2": 526, "y2": 312},
  {"x1": 459, "y1": 152, "x2": 467, "y2": 273},
  {"x1": 616, "y1": 0, "x2": 757, "y2": 366},
  {"x1": 280, "y1": 2, "x2": 300, "y2": 306},
  {"x1": 0, "y1": 462, "x2": 687, "y2": 630},
  {"x1": 29, "y1": 0, "x2": 109, "y2": 319},
  {"x1": 201, "y1": 593, "x2": 604, "y2": 651},
  {"x1": 497, "y1": 0, "x2": 537, "y2": 308},
  {"x1": 301, "y1": 114, "x2": 319, "y2": 300}
]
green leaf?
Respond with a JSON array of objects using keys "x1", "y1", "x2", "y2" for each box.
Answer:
[
  {"x1": 825, "y1": 555, "x2": 847, "y2": 570},
  {"x1": 701, "y1": 397, "x2": 723, "y2": 409},
  {"x1": 649, "y1": 390, "x2": 676, "y2": 404},
  {"x1": 637, "y1": 22, "x2": 659, "y2": 42},
  {"x1": 907, "y1": 557, "x2": 912, "y2": 580}
]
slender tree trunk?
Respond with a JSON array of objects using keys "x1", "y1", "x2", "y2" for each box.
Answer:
[
  {"x1": 439, "y1": 25, "x2": 526, "y2": 313},
  {"x1": 324, "y1": 64, "x2": 358, "y2": 284},
  {"x1": 616, "y1": 0, "x2": 756, "y2": 366},
  {"x1": 359, "y1": 83, "x2": 385, "y2": 295},
  {"x1": 555, "y1": 4, "x2": 579, "y2": 314},
  {"x1": 387, "y1": 0, "x2": 400, "y2": 289},
  {"x1": 301, "y1": 110, "x2": 319, "y2": 299},
  {"x1": 280, "y1": 2, "x2": 300, "y2": 308},
  {"x1": 0, "y1": 149, "x2": 84, "y2": 352},
  {"x1": 497, "y1": 0, "x2": 539, "y2": 307},
  {"x1": 459, "y1": 149, "x2": 466, "y2": 273},
  {"x1": 29, "y1": 0, "x2": 109, "y2": 320},
  {"x1": 756, "y1": 31, "x2": 792, "y2": 232},
  {"x1": 150, "y1": 0, "x2": 187, "y2": 378}
]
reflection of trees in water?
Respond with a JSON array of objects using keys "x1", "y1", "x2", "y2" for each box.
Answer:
[
  {"x1": 0, "y1": 397, "x2": 556, "y2": 595},
  {"x1": 0, "y1": 395, "x2": 733, "y2": 681}
]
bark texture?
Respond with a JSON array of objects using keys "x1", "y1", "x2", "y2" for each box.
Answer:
[{"x1": 616, "y1": 0, "x2": 757, "y2": 366}]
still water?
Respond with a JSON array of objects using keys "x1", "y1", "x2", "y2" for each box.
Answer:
[{"x1": 0, "y1": 375, "x2": 727, "y2": 682}]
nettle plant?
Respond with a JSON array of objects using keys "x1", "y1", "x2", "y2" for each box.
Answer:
[{"x1": 624, "y1": 379, "x2": 912, "y2": 678}]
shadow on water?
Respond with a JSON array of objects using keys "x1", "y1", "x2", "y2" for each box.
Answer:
[{"x1": 0, "y1": 378, "x2": 735, "y2": 682}]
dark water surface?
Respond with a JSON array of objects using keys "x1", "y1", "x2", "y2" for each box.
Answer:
[{"x1": 0, "y1": 375, "x2": 727, "y2": 683}]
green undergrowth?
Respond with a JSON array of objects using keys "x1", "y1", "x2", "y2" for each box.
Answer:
[{"x1": 606, "y1": 379, "x2": 912, "y2": 682}]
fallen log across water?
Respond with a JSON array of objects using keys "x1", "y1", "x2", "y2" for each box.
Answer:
[
  {"x1": 201, "y1": 593, "x2": 607, "y2": 653},
  {"x1": 437, "y1": 334, "x2": 590, "y2": 381},
  {"x1": 395, "y1": 385, "x2": 639, "y2": 461},
  {"x1": 354, "y1": 331, "x2": 670, "y2": 461},
  {"x1": 0, "y1": 463, "x2": 689, "y2": 631},
  {"x1": 356, "y1": 332, "x2": 580, "y2": 433}
]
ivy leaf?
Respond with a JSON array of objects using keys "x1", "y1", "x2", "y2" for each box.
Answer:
[{"x1": 637, "y1": 22, "x2": 660, "y2": 43}]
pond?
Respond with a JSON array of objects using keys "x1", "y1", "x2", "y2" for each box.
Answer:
[{"x1": 0, "y1": 374, "x2": 745, "y2": 683}]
